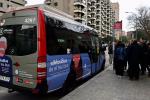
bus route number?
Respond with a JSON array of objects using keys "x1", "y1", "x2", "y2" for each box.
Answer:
[{"x1": 24, "y1": 18, "x2": 36, "y2": 24}]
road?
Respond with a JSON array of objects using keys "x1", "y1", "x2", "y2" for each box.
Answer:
[
  {"x1": 0, "y1": 49, "x2": 110, "y2": 100},
  {"x1": 0, "y1": 78, "x2": 96, "y2": 100}
]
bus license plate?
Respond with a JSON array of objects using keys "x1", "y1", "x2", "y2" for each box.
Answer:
[{"x1": 0, "y1": 75, "x2": 10, "y2": 82}]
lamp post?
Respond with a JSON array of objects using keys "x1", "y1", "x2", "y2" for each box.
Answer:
[
  {"x1": 112, "y1": 12, "x2": 115, "y2": 68},
  {"x1": 125, "y1": 12, "x2": 138, "y2": 40}
]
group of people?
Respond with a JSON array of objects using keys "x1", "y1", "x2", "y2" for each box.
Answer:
[{"x1": 108, "y1": 39, "x2": 150, "y2": 80}]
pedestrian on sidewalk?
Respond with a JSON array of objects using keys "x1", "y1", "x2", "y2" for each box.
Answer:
[
  {"x1": 127, "y1": 40, "x2": 141, "y2": 80},
  {"x1": 108, "y1": 42, "x2": 113, "y2": 65},
  {"x1": 114, "y1": 41, "x2": 126, "y2": 77}
]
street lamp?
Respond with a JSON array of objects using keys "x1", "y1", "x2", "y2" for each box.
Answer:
[{"x1": 125, "y1": 12, "x2": 138, "y2": 40}]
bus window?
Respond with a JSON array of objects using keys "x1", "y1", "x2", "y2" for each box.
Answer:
[
  {"x1": 45, "y1": 16, "x2": 81, "y2": 55},
  {"x1": 0, "y1": 25, "x2": 37, "y2": 56}
]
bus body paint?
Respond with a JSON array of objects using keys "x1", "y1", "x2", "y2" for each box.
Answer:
[
  {"x1": 46, "y1": 55, "x2": 72, "y2": 91},
  {"x1": 80, "y1": 53, "x2": 91, "y2": 79}
]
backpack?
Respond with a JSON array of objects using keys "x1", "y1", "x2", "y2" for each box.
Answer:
[{"x1": 115, "y1": 47, "x2": 126, "y2": 61}]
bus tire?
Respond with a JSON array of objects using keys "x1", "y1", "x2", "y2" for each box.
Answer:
[
  {"x1": 101, "y1": 60, "x2": 105, "y2": 71},
  {"x1": 59, "y1": 69, "x2": 76, "y2": 95},
  {"x1": 38, "y1": 80, "x2": 48, "y2": 95}
]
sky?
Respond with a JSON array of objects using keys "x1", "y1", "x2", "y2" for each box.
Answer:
[
  {"x1": 26, "y1": 0, "x2": 150, "y2": 32},
  {"x1": 110, "y1": 0, "x2": 150, "y2": 32}
]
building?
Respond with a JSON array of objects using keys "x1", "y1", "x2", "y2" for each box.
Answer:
[
  {"x1": 45, "y1": 0, "x2": 113, "y2": 37},
  {"x1": 111, "y1": 2, "x2": 121, "y2": 40},
  {"x1": 0, "y1": 0, "x2": 27, "y2": 16},
  {"x1": 111, "y1": 2, "x2": 119, "y2": 22},
  {"x1": 45, "y1": 0, "x2": 87, "y2": 25}
]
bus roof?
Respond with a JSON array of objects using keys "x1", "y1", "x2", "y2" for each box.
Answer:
[{"x1": 5, "y1": 4, "x2": 98, "y2": 34}]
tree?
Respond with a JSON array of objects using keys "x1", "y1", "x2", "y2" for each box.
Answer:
[
  {"x1": 128, "y1": 7, "x2": 150, "y2": 40},
  {"x1": 119, "y1": 36, "x2": 128, "y2": 43}
]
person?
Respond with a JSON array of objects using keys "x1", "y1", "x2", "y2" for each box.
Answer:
[
  {"x1": 139, "y1": 40, "x2": 148, "y2": 75},
  {"x1": 108, "y1": 42, "x2": 113, "y2": 64},
  {"x1": 114, "y1": 41, "x2": 126, "y2": 77},
  {"x1": 145, "y1": 43, "x2": 150, "y2": 76},
  {"x1": 127, "y1": 40, "x2": 141, "y2": 80}
]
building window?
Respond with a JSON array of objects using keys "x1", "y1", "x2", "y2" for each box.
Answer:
[
  {"x1": 54, "y1": 2, "x2": 58, "y2": 6},
  {"x1": 0, "y1": 3, "x2": 3, "y2": 7}
]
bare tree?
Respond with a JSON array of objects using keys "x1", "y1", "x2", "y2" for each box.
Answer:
[{"x1": 128, "y1": 7, "x2": 150, "y2": 39}]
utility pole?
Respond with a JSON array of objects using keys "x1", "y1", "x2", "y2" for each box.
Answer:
[{"x1": 112, "y1": 12, "x2": 115, "y2": 68}]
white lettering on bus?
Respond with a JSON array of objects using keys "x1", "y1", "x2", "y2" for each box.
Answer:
[
  {"x1": 50, "y1": 58, "x2": 67, "y2": 66},
  {"x1": 0, "y1": 58, "x2": 8, "y2": 63}
]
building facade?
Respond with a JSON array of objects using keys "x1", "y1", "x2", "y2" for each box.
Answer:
[
  {"x1": 111, "y1": 2, "x2": 121, "y2": 40},
  {"x1": 45, "y1": 0, "x2": 114, "y2": 37},
  {"x1": 0, "y1": 0, "x2": 27, "y2": 16},
  {"x1": 111, "y1": 2, "x2": 119, "y2": 22}
]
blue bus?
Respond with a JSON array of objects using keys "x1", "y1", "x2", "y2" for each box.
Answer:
[{"x1": 0, "y1": 5, "x2": 105, "y2": 94}]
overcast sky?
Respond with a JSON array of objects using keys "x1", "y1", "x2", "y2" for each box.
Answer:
[
  {"x1": 111, "y1": 0, "x2": 150, "y2": 32},
  {"x1": 26, "y1": 0, "x2": 150, "y2": 32}
]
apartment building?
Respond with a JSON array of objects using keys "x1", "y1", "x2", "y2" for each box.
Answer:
[
  {"x1": 45, "y1": 0, "x2": 87, "y2": 25},
  {"x1": 45, "y1": 0, "x2": 114, "y2": 37},
  {"x1": 0, "y1": 0, "x2": 27, "y2": 16},
  {"x1": 111, "y1": 2, "x2": 119, "y2": 22},
  {"x1": 111, "y1": 2, "x2": 121, "y2": 40}
]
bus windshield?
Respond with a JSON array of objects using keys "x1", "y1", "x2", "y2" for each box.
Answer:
[{"x1": 0, "y1": 24, "x2": 37, "y2": 56}]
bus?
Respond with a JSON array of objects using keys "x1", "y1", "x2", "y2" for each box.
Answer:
[{"x1": 0, "y1": 5, "x2": 105, "y2": 94}]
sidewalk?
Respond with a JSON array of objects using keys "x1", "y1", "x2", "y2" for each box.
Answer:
[{"x1": 60, "y1": 65, "x2": 150, "y2": 100}]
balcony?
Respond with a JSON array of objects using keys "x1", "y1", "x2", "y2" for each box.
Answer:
[
  {"x1": 87, "y1": 0, "x2": 91, "y2": 5},
  {"x1": 87, "y1": 14, "x2": 91, "y2": 18},
  {"x1": 90, "y1": 11, "x2": 96, "y2": 14},
  {"x1": 96, "y1": 2, "x2": 100, "y2": 5},
  {"x1": 87, "y1": 8, "x2": 91, "y2": 11},
  {"x1": 90, "y1": 17, "x2": 96, "y2": 20},
  {"x1": 96, "y1": 19, "x2": 101, "y2": 22},
  {"x1": 90, "y1": 5, "x2": 96, "y2": 9},
  {"x1": 87, "y1": 21, "x2": 91, "y2": 24},
  {"x1": 96, "y1": 13, "x2": 101, "y2": 16},
  {"x1": 45, "y1": 0, "x2": 51, "y2": 5},
  {"x1": 96, "y1": 8, "x2": 100, "y2": 11},
  {"x1": 74, "y1": 0, "x2": 86, "y2": 7},
  {"x1": 91, "y1": 0, "x2": 96, "y2": 3},
  {"x1": 74, "y1": 16, "x2": 86, "y2": 21},
  {"x1": 74, "y1": 8, "x2": 86, "y2": 14}
]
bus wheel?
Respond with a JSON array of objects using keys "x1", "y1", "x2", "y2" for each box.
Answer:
[
  {"x1": 37, "y1": 80, "x2": 48, "y2": 95},
  {"x1": 59, "y1": 70, "x2": 76, "y2": 95},
  {"x1": 101, "y1": 60, "x2": 105, "y2": 71}
]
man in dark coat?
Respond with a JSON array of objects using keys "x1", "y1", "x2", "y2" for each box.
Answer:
[{"x1": 127, "y1": 40, "x2": 142, "y2": 80}]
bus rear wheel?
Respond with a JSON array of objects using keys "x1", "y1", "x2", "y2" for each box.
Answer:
[{"x1": 59, "y1": 70, "x2": 76, "y2": 95}]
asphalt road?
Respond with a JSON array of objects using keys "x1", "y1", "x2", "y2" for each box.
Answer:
[
  {"x1": 0, "y1": 78, "x2": 96, "y2": 100},
  {"x1": 0, "y1": 49, "x2": 110, "y2": 100},
  {"x1": 0, "y1": 87, "x2": 60, "y2": 100}
]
